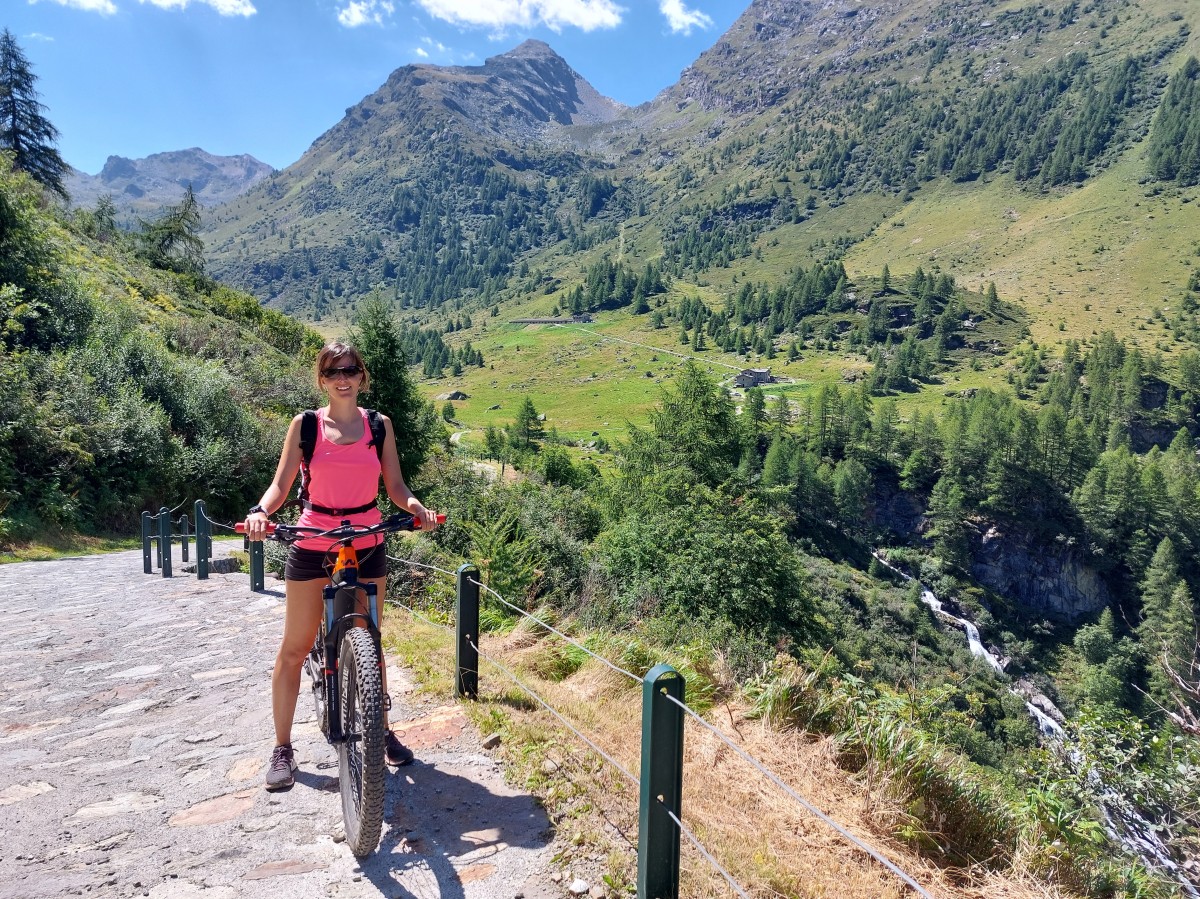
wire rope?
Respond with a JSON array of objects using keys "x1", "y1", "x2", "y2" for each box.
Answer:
[
  {"x1": 662, "y1": 806, "x2": 752, "y2": 899},
  {"x1": 468, "y1": 637, "x2": 641, "y2": 790},
  {"x1": 661, "y1": 693, "x2": 934, "y2": 899},
  {"x1": 384, "y1": 553, "x2": 460, "y2": 579},
  {"x1": 469, "y1": 577, "x2": 643, "y2": 687},
  {"x1": 385, "y1": 596, "x2": 454, "y2": 633}
]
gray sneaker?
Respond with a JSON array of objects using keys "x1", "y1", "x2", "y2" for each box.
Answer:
[{"x1": 265, "y1": 743, "x2": 297, "y2": 790}]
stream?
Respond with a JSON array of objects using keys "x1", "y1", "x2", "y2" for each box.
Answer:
[{"x1": 872, "y1": 551, "x2": 1198, "y2": 897}]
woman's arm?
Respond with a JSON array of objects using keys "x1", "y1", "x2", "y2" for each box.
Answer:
[
  {"x1": 380, "y1": 415, "x2": 439, "y2": 529},
  {"x1": 245, "y1": 414, "x2": 304, "y2": 540}
]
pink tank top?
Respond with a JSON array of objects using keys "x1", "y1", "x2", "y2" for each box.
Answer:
[{"x1": 295, "y1": 408, "x2": 383, "y2": 552}]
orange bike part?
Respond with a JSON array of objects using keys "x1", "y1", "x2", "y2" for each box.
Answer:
[{"x1": 331, "y1": 544, "x2": 358, "y2": 581}]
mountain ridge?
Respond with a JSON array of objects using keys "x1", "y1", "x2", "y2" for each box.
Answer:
[
  {"x1": 66, "y1": 146, "x2": 273, "y2": 218},
  {"x1": 200, "y1": 0, "x2": 1199, "y2": 331}
]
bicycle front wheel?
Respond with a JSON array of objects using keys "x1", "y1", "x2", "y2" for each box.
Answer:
[{"x1": 337, "y1": 627, "x2": 387, "y2": 857}]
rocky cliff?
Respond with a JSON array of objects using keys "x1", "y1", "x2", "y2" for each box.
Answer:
[{"x1": 971, "y1": 525, "x2": 1111, "y2": 621}]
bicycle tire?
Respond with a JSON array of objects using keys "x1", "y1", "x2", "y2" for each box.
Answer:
[{"x1": 337, "y1": 627, "x2": 387, "y2": 857}]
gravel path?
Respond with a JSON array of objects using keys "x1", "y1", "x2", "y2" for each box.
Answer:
[{"x1": 0, "y1": 544, "x2": 556, "y2": 899}]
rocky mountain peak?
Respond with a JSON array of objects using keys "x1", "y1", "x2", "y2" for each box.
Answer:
[
  {"x1": 492, "y1": 38, "x2": 561, "y2": 64},
  {"x1": 350, "y1": 39, "x2": 624, "y2": 144},
  {"x1": 668, "y1": 0, "x2": 902, "y2": 114}
]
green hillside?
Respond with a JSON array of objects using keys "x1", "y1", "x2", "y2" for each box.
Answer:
[
  {"x1": 0, "y1": 159, "x2": 323, "y2": 553},
  {"x1": 199, "y1": 0, "x2": 1200, "y2": 442}
]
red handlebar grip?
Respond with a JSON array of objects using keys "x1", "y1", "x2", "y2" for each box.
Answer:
[
  {"x1": 235, "y1": 521, "x2": 276, "y2": 534},
  {"x1": 414, "y1": 513, "x2": 447, "y2": 529}
]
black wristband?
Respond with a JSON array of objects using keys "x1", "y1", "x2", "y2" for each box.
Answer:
[{"x1": 248, "y1": 504, "x2": 268, "y2": 516}]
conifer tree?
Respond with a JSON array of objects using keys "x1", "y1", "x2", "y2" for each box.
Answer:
[
  {"x1": 1139, "y1": 536, "x2": 1181, "y2": 640},
  {"x1": 761, "y1": 432, "x2": 791, "y2": 488},
  {"x1": 0, "y1": 29, "x2": 68, "y2": 199},
  {"x1": 349, "y1": 295, "x2": 437, "y2": 478},
  {"x1": 511, "y1": 397, "x2": 543, "y2": 449},
  {"x1": 138, "y1": 185, "x2": 204, "y2": 275}
]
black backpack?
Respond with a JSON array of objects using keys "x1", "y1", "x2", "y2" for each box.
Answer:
[{"x1": 294, "y1": 408, "x2": 386, "y2": 516}]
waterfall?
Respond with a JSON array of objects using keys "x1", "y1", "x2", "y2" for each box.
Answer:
[{"x1": 871, "y1": 550, "x2": 1198, "y2": 897}]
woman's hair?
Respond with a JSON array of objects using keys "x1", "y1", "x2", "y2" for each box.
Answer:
[{"x1": 314, "y1": 341, "x2": 371, "y2": 393}]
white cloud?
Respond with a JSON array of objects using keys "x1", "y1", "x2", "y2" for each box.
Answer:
[
  {"x1": 414, "y1": 0, "x2": 623, "y2": 33},
  {"x1": 659, "y1": 0, "x2": 711, "y2": 34},
  {"x1": 32, "y1": 0, "x2": 118, "y2": 15},
  {"x1": 137, "y1": 0, "x2": 256, "y2": 15},
  {"x1": 337, "y1": 0, "x2": 394, "y2": 28},
  {"x1": 27, "y1": 32, "x2": 56, "y2": 41},
  {"x1": 414, "y1": 46, "x2": 428, "y2": 57}
]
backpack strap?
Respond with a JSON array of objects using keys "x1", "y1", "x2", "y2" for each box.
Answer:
[
  {"x1": 364, "y1": 408, "x2": 386, "y2": 462},
  {"x1": 296, "y1": 409, "x2": 319, "y2": 503}
]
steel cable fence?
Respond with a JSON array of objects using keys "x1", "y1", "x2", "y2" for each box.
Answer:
[
  {"x1": 139, "y1": 511, "x2": 934, "y2": 898},
  {"x1": 661, "y1": 692, "x2": 935, "y2": 899}
]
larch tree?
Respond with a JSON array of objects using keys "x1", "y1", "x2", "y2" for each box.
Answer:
[
  {"x1": 138, "y1": 185, "x2": 205, "y2": 275},
  {"x1": 0, "y1": 29, "x2": 68, "y2": 200}
]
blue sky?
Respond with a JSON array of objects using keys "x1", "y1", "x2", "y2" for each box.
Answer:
[{"x1": 7, "y1": 0, "x2": 749, "y2": 175}]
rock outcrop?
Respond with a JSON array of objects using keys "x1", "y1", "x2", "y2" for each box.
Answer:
[{"x1": 971, "y1": 525, "x2": 1110, "y2": 621}]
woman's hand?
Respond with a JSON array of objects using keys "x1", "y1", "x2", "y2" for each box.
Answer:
[
  {"x1": 412, "y1": 504, "x2": 441, "y2": 531},
  {"x1": 245, "y1": 510, "x2": 271, "y2": 542}
]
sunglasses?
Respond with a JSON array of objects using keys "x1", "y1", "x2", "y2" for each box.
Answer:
[{"x1": 322, "y1": 365, "x2": 363, "y2": 379}]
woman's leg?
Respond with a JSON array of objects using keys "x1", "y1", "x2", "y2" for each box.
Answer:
[{"x1": 272, "y1": 577, "x2": 325, "y2": 746}]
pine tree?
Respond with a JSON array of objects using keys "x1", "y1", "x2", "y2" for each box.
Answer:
[
  {"x1": 1139, "y1": 536, "x2": 1181, "y2": 640},
  {"x1": 0, "y1": 29, "x2": 68, "y2": 199},
  {"x1": 511, "y1": 397, "x2": 543, "y2": 449},
  {"x1": 761, "y1": 432, "x2": 791, "y2": 487},
  {"x1": 1144, "y1": 580, "x2": 1198, "y2": 708}
]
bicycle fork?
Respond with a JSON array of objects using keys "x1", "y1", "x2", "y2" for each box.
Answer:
[{"x1": 320, "y1": 581, "x2": 383, "y2": 744}]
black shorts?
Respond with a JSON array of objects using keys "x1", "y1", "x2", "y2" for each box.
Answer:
[{"x1": 284, "y1": 545, "x2": 387, "y2": 581}]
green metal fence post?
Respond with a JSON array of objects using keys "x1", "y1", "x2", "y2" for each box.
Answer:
[
  {"x1": 638, "y1": 663, "x2": 685, "y2": 899},
  {"x1": 179, "y1": 514, "x2": 189, "y2": 563},
  {"x1": 249, "y1": 539, "x2": 264, "y2": 592},
  {"x1": 157, "y1": 507, "x2": 172, "y2": 578},
  {"x1": 141, "y1": 511, "x2": 153, "y2": 574},
  {"x1": 194, "y1": 501, "x2": 210, "y2": 580},
  {"x1": 455, "y1": 564, "x2": 480, "y2": 699}
]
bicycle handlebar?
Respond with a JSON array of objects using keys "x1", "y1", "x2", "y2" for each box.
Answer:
[{"x1": 235, "y1": 511, "x2": 445, "y2": 543}]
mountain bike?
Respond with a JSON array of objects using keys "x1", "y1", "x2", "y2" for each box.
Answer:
[{"x1": 237, "y1": 511, "x2": 442, "y2": 857}]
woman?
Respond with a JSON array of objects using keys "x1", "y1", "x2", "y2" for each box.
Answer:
[{"x1": 245, "y1": 341, "x2": 439, "y2": 791}]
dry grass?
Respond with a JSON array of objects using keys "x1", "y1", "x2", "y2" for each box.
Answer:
[{"x1": 383, "y1": 611, "x2": 1083, "y2": 899}]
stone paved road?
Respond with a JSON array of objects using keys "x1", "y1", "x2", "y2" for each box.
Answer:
[{"x1": 0, "y1": 544, "x2": 554, "y2": 899}]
